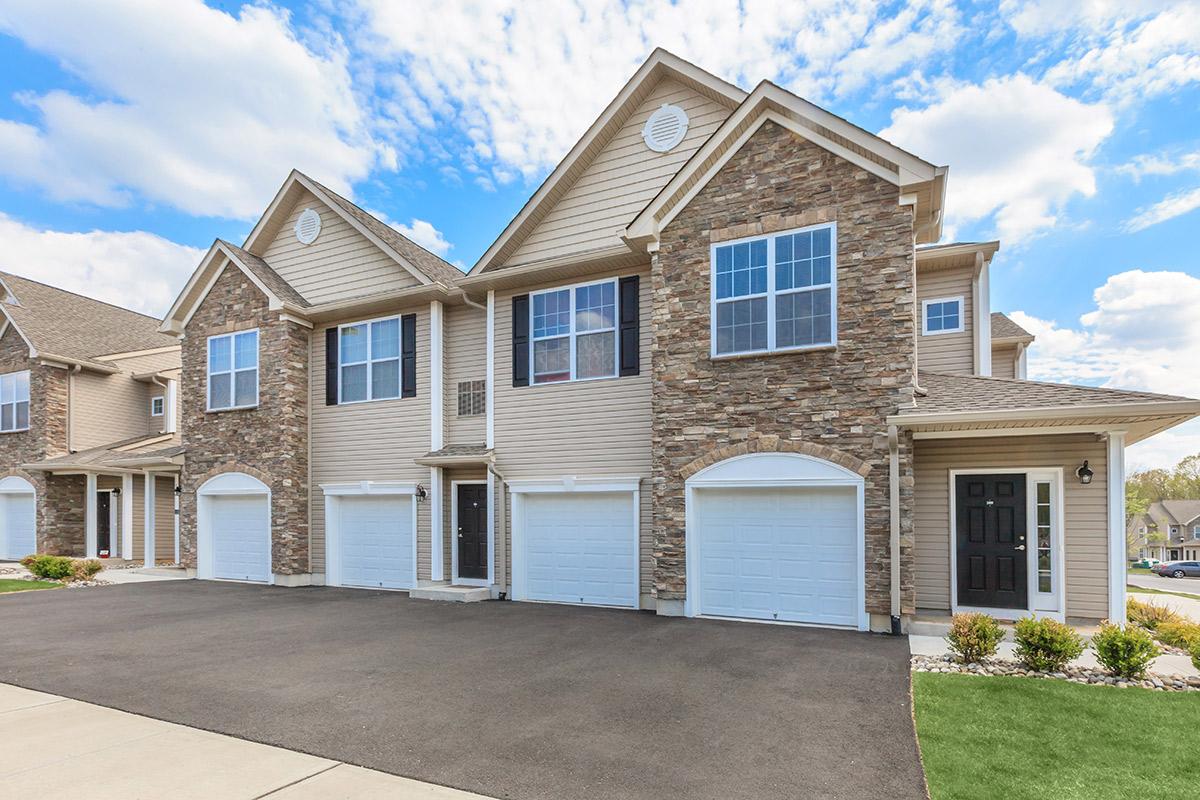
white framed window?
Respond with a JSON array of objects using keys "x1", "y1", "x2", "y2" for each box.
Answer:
[
  {"x1": 710, "y1": 222, "x2": 837, "y2": 357},
  {"x1": 0, "y1": 370, "x2": 30, "y2": 432},
  {"x1": 922, "y1": 296, "x2": 964, "y2": 335},
  {"x1": 207, "y1": 329, "x2": 258, "y2": 411},
  {"x1": 339, "y1": 316, "x2": 401, "y2": 403},
  {"x1": 1035, "y1": 480, "x2": 1053, "y2": 594},
  {"x1": 530, "y1": 278, "x2": 618, "y2": 384},
  {"x1": 150, "y1": 396, "x2": 165, "y2": 416}
]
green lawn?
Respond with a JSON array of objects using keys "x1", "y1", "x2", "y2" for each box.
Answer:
[
  {"x1": 1127, "y1": 567, "x2": 1154, "y2": 575},
  {"x1": 0, "y1": 578, "x2": 60, "y2": 594},
  {"x1": 913, "y1": 672, "x2": 1200, "y2": 800},
  {"x1": 1129, "y1": 584, "x2": 1200, "y2": 601}
]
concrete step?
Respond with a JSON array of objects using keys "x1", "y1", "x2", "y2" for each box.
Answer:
[
  {"x1": 409, "y1": 584, "x2": 490, "y2": 603},
  {"x1": 133, "y1": 566, "x2": 189, "y2": 577}
]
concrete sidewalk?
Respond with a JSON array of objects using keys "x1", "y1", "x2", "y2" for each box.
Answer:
[{"x1": 0, "y1": 683, "x2": 493, "y2": 799}]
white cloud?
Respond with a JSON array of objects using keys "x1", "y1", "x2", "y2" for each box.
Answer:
[
  {"x1": 1123, "y1": 186, "x2": 1200, "y2": 232},
  {"x1": 0, "y1": 0, "x2": 387, "y2": 219},
  {"x1": 1000, "y1": 0, "x2": 1174, "y2": 36},
  {"x1": 391, "y1": 218, "x2": 452, "y2": 257},
  {"x1": 0, "y1": 214, "x2": 202, "y2": 316},
  {"x1": 880, "y1": 75, "x2": 1113, "y2": 241},
  {"x1": 1011, "y1": 270, "x2": 1200, "y2": 469},
  {"x1": 351, "y1": 0, "x2": 962, "y2": 181},
  {"x1": 1117, "y1": 149, "x2": 1200, "y2": 181}
]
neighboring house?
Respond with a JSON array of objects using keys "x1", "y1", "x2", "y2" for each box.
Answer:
[
  {"x1": 1130, "y1": 500, "x2": 1200, "y2": 562},
  {"x1": 0, "y1": 273, "x2": 181, "y2": 564},
  {"x1": 158, "y1": 49, "x2": 1199, "y2": 629}
]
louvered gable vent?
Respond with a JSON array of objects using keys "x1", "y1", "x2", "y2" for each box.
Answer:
[{"x1": 642, "y1": 104, "x2": 689, "y2": 152}]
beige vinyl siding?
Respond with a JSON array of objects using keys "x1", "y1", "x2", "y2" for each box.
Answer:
[
  {"x1": 443, "y1": 305, "x2": 487, "y2": 445},
  {"x1": 506, "y1": 79, "x2": 733, "y2": 267},
  {"x1": 913, "y1": 434, "x2": 1110, "y2": 620},
  {"x1": 916, "y1": 265, "x2": 974, "y2": 375},
  {"x1": 991, "y1": 344, "x2": 1019, "y2": 379},
  {"x1": 155, "y1": 475, "x2": 176, "y2": 562},
  {"x1": 493, "y1": 264, "x2": 653, "y2": 599},
  {"x1": 261, "y1": 190, "x2": 419, "y2": 305},
  {"x1": 309, "y1": 305, "x2": 432, "y2": 578},
  {"x1": 130, "y1": 477, "x2": 145, "y2": 562},
  {"x1": 70, "y1": 349, "x2": 181, "y2": 450},
  {"x1": 443, "y1": 467, "x2": 487, "y2": 581}
]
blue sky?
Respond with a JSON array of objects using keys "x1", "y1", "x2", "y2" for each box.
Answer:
[{"x1": 0, "y1": 0, "x2": 1198, "y2": 468}]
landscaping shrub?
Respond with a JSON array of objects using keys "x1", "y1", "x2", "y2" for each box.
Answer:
[
  {"x1": 1155, "y1": 620, "x2": 1200, "y2": 651},
  {"x1": 946, "y1": 612, "x2": 1005, "y2": 663},
  {"x1": 1127, "y1": 597, "x2": 1180, "y2": 631},
  {"x1": 19, "y1": 555, "x2": 102, "y2": 582},
  {"x1": 1191, "y1": 640, "x2": 1200, "y2": 673},
  {"x1": 1092, "y1": 622, "x2": 1160, "y2": 679},
  {"x1": 1012, "y1": 617, "x2": 1085, "y2": 672}
]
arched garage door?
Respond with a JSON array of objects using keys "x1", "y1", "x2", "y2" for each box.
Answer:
[
  {"x1": 687, "y1": 453, "x2": 865, "y2": 629},
  {"x1": 197, "y1": 473, "x2": 270, "y2": 583},
  {"x1": 0, "y1": 476, "x2": 36, "y2": 560}
]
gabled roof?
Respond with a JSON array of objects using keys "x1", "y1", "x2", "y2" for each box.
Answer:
[
  {"x1": 0, "y1": 272, "x2": 176, "y2": 370},
  {"x1": 624, "y1": 80, "x2": 947, "y2": 246},
  {"x1": 242, "y1": 170, "x2": 462, "y2": 288},
  {"x1": 469, "y1": 49, "x2": 747, "y2": 275},
  {"x1": 991, "y1": 312, "x2": 1035, "y2": 344},
  {"x1": 217, "y1": 241, "x2": 310, "y2": 308},
  {"x1": 905, "y1": 372, "x2": 1193, "y2": 416},
  {"x1": 24, "y1": 433, "x2": 184, "y2": 473},
  {"x1": 1160, "y1": 500, "x2": 1200, "y2": 528}
]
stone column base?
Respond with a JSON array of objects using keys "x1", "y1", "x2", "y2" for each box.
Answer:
[{"x1": 656, "y1": 598, "x2": 685, "y2": 617}]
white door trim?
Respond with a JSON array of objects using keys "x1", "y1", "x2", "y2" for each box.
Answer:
[
  {"x1": 508, "y1": 477, "x2": 641, "y2": 608},
  {"x1": 451, "y1": 480, "x2": 489, "y2": 587},
  {"x1": 684, "y1": 453, "x2": 868, "y2": 630},
  {"x1": 320, "y1": 481, "x2": 418, "y2": 590},
  {"x1": 196, "y1": 472, "x2": 272, "y2": 584},
  {"x1": 947, "y1": 468, "x2": 1065, "y2": 622}
]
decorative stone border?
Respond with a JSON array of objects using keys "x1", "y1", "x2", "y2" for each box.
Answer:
[
  {"x1": 912, "y1": 654, "x2": 1200, "y2": 692},
  {"x1": 0, "y1": 564, "x2": 111, "y2": 588}
]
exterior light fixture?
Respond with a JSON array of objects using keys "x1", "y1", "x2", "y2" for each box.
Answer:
[
  {"x1": 1076, "y1": 460, "x2": 1094, "y2": 485},
  {"x1": 415, "y1": 484, "x2": 427, "y2": 502},
  {"x1": 173, "y1": 484, "x2": 183, "y2": 495},
  {"x1": 111, "y1": 487, "x2": 121, "y2": 496}
]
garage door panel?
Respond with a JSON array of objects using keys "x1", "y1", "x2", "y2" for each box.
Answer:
[
  {"x1": 339, "y1": 496, "x2": 414, "y2": 590},
  {"x1": 212, "y1": 496, "x2": 269, "y2": 582},
  {"x1": 695, "y1": 486, "x2": 858, "y2": 627},
  {"x1": 2, "y1": 494, "x2": 36, "y2": 560},
  {"x1": 521, "y1": 493, "x2": 636, "y2": 608}
]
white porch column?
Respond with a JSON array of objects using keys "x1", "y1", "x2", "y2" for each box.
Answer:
[
  {"x1": 144, "y1": 471, "x2": 156, "y2": 568},
  {"x1": 121, "y1": 474, "x2": 134, "y2": 560},
  {"x1": 486, "y1": 469, "x2": 495, "y2": 587},
  {"x1": 84, "y1": 472, "x2": 98, "y2": 558},
  {"x1": 1107, "y1": 432, "x2": 1127, "y2": 623},
  {"x1": 431, "y1": 467, "x2": 443, "y2": 581},
  {"x1": 173, "y1": 475, "x2": 180, "y2": 564}
]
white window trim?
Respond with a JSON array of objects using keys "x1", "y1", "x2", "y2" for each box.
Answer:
[
  {"x1": 709, "y1": 221, "x2": 838, "y2": 359},
  {"x1": 150, "y1": 396, "x2": 165, "y2": 417},
  {"x1": 336, "y1": 314, "x2": 405, "y2": 405},
  {"x1": 947, "y1": 468, "x2": 1065, "y2": 622},
  {"x1": 529, "y1": 276, "x2": 620, "y2": 385},
  {"x1": 922, "y1": 295, "x2": 965, "y2": 336},
  {"x1": 206, "y1": 329, "x2": 259, "y2": 412},
  {"x1": 0, "y1": 369, "x2": 31, "y2": 433}
]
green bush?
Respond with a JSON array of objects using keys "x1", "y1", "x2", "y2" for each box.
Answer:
[
  {"x1": 1092, "y1": 622, "x2": 1161, "y2": 679},
  {"x1": 1013, "y1": 617, "x2": 1085, "y2": 672},
  {"x1": 1191, "y1": 640, "x2": 1200, "y2": 673},
  {"x1": 20, "y1": 555, "x2": 102, "y2": 582},
  {"x1": 1155, "y1": 620, "x2": 1200, "y2": 651},
  {"x1": 946, "y1": 612, "x2": 1005, "y2": 663},
  {"x1": 1127, "y1": 597, "x2": 1181, "y2": 631}
]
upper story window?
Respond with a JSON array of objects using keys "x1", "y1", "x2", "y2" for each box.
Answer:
[
  {"x1": 339, "y1": 317, "x2": 402, "y2": 403},
  {"x1": 923, "y1": 296, "x2": 964, "y2": 335},
  {"x1": 711, "y1": 223, "x2": 836, "y2": 357},
  {"x1": 0, "y1": 370, "x2": 30, "y2": 432},
  {"x1": 531, "y1": 279, "x2": 617, "y2": 384},
  {"x1": 207, "y1": 330, "x2": 258, "y2": 411},
  {"x1": 150, "y1": 396, "x2": 165, "y2": 417}
]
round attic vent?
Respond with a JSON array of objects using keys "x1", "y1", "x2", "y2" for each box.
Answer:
[
  {"x1": 642, "y1": 104, "x2": 689, "y2": 153},
  {"x1": 295, "y1": 208, "x2": 322, "y2": 245}
]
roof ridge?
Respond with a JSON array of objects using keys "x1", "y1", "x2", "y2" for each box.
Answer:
[{"x1": 0, "y1": 270, "x2": 164, "y2": 324}]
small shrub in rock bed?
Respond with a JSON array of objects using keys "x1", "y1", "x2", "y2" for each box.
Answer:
[
  {"x1": 1126, "y1": 597, "x2": 1180, "y2": 631},
  {"x1": 946, "y1": 612, "x2": 1005, "y2": 663},
  {"x1": 19, "y1": 555, "x2": 102, "y2": 582},
  {"x1": 1191, "y1": 641, "x2": 1200, "y2": 673},
  {"x1": 1013, "y1": 617, "x2": 1085, "y2": 672},
  {"x1": 1156, "y1": 620, "x2": 1200, "y2": 651},
  {"x1": 1092, "y1": 622, "x2": 1160, "y2": 679}
]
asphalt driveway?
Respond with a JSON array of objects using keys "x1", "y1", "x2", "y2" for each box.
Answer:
[{"x1": 0, "y1": 582, "x2": 924, "y2": 800}]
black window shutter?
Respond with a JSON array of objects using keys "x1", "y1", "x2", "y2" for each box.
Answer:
[
  {"x1": 618, "y1": 276, "x2": 640, "y2": 376},
  {"x1": 401, "y1": 313, "x2": 417, "y2": 398},
  {"x1": 512, "y1": 294, "x2": 530, "y2": 387},
  {"x1": 324, "y1": 327, "x2": 338, "y2": 405}
]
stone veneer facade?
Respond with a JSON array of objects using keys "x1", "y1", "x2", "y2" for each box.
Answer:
[
  {"x1": 651, "y1": 120, "x2": 917, "y2": 617},
  {"x1": 178, "y1": 266, "x2": 310, "y2": 576},
  {"x1": 0, "y1": 325, "x2": 83, "y2": 554}
]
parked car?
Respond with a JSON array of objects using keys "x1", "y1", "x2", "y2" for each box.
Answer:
[
  {"x1": 1151, "y1": 561, "x2": 1200, "y2": 578},
  {"x1": 1132, "y1": 558, "x2": 1161, "y2": 568}
]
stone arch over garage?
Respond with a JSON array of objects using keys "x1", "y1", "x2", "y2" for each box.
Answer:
[{"x1": 679, "y1": 437, "x2": 872, "y2": 481}]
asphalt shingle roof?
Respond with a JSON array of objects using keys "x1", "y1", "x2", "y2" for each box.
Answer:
[
  {"x1": 217, "y1": 241, "x2": 311, "y2": 308},
  {"x1": 905, "y1": 372, "x2": 1192, "y2": 415},
  {"x1": 1160, "y1": 500, "x2": 1200, "y2": 527},
  {"x1": 0, "y1": 272, "x2": 176, "y2": 366},
  {"x1": 991, "y1": 312, "x2": 1034, "y2": 342}
]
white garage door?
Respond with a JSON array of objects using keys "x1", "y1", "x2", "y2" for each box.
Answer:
[
  {"x1": 694, "y1": 486, "x2": 858, "y2": 626},
  {"x1": 522, "y1": 492, "x2": 636, "y2": 608},
  {"x1": 1, "y1": 493, "x2": 35, "y2": 560},
  {"x1": 338, "y1": 496, "x2": 414, "y2": 589},
  {"x1": 211, "y1": 495, "x2": 270, "y2": 582}
]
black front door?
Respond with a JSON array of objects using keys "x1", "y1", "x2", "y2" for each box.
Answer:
[
  {"x1": 96, "y1": 492, "x2": 112, "y2": 557},
  {"x1": 457, "y1": 484, "x2": 488, "y2": 581},
  {"x1": 955, "y1": 474, "x2": 1027, "y2": 610}
]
